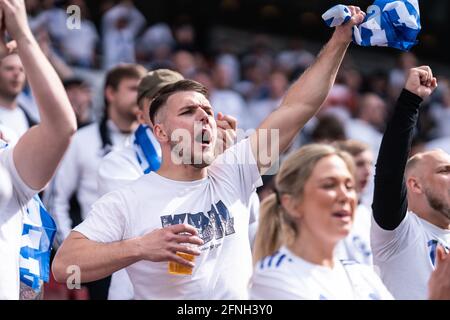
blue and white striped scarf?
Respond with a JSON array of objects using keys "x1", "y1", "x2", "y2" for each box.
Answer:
[
  {"x1": 0, "y1": 140, "x2": 56, "y2": 293},
  {"x1": 133, "y1": 124, "x2": 162, "y2": 174},
  {"x1": 322, "y1": 0, "x2": 421, "y2": 51},
  {"x1": 20, "y1": 196, "x2": 56, "y2": 292}
]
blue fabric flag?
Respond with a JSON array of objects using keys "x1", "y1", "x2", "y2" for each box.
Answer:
[
  {"x1": 133, "y1": 124, "x2": 162, "y2": 174},
  {"x1": 19, "y1": 195, "x2": 56, "y2": 292},
  {"x1": 322, "y1": 0, "x2": 421, "y2": 51}
]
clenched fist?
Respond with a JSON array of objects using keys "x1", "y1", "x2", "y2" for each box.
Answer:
[{"x1": 404, "y1": 66, "x2": 438, "y2": 99}]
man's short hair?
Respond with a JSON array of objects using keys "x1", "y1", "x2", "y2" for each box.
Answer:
[
  {"x1": 405, "y1": 153, "x2": 423, "y2": 178},
  {"x1": 311, "y1": 115, "x2": 346, "y2": 142},
  {"x1": 104, "y1": 64, "x2": 147, "y2": 90},
  {"x1": 103, "y1": 63, "x2": 146, "y2": 106},
  {"x1": 150, "y1": 79, "x2": 209, "y2": 124},
  {"x1": 63, "y1": 76, "x2": 89, "y2": 89},
  {"x1": 137, "y1": 69, "x2": 184, "y2": 107}
]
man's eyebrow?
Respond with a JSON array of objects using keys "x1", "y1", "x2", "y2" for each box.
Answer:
[
  {"x1": 179, "y1": 105, "x2": 197, "y2": 111},
  {"x1": 179, "y1": 104, "x2": 211, "y2": 111},
  {"x1": 436, "y1": 165, "x2": 450, "y2": 171}
]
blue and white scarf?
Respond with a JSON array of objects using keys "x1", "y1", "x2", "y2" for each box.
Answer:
[
  {"x1": 322, "y1": 0, "x2": 421, "y2": 51},
  {"x1": 133, "y1": 124, "x2": 162, "y2": 174},
  {"x1": 0, "y1": 140, "x2": 56, "y2": 293},
  {"x1": 20, "y1": 196, "x2": 56, "y2": 292}
]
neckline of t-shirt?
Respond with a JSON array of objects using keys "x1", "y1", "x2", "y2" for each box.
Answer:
[
  {"x1": 413, "y1": 212, "x2": 450, "y2": 235},
  {"x1": 281, "y1": 246, "x2": 341, "y2": 272},
  {"x1": 107, "y1": 119, "x2": 133, "y2": 137},
  {"x1": 148, "y1": 171, "x2": 209, "y2": 186}
]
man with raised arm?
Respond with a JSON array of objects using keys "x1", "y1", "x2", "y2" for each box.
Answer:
[
  {"x1": 0, "y1": 0, "x2": 76, "y2": 299},
  {"x1": 52, "y1": 7, "x2": 364, "y2": 299},
  {"x1": 371, "y1": 66, "x2": 448, "y2": 300}
]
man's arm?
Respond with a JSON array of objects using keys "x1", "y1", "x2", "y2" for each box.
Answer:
[
  {"x1": 250, "y1": 6, "x2": 365, "y2": 172},
  {"x1": 52, "y1": 225, "x2": 204, "y2": 283},
  {"x1": 372, "y1": 67, "x2": 437, "y2": 230},
  {"x1": 0, "y1": 0, "x2": 77, "y2": 190}
]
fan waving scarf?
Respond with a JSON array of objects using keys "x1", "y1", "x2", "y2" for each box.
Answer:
[{"x1": 322, "y1": 0, "x2": 421, "y2": 51}]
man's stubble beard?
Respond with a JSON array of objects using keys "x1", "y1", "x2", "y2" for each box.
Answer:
[
  {"x1": 169, "y1": 139, "x2": 216, "y2": 169},
  {"x1": 425, "y1": 188, "x2": 450, "y2": 220}
]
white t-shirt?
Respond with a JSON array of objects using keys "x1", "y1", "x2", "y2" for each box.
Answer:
[
  {"x1": 98, "y1": 135, "x2": 260, "y2": 242},
  {"x1": 49, "y1": 121, "x2": 130, "y2": 241},
  {"x1": 335, "y1": 204, "x2": 372, "y2": 265},
  {"x1": 97, "y1": 137, "x2": 150, "y2": 197},
  {"x1": 98, "y1": 138, "x2": 260, "y2": 300},
  {"x1": 371, "y1": 212, "x2": 450, "y2": 299},
  {"x1": 0, "y1": 163, "x2": 12, "y2": 210},
  {"x1": 75, "y1": 139, "x2": 262, "y2": 299},
  {"x1": 0, "y1": 106, "x2": 29, "y2": 138},
  {"x1": 250, "y1": 246, "x2": 393, "y2": 300},
  {"x1": 98, "y1": 141, "x2": 138, "y2": 300},
  {"x1": 0, "y1": 124, "x2": 19, "y2": 146},
  {"x1": 0, "y1": 146, "x2": 38, "y2": 299},
  {"x1": 97, "y1": 128, "x2": 161, "y2": 300}
]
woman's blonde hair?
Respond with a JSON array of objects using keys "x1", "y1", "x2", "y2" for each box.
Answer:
[{"x1": 253, "y1": 144, "x2": 355, "y2": 262}]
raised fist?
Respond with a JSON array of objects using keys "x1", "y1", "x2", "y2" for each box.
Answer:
[{"x1": 404, "y1": 66, "x2": 438, "y2": 99}]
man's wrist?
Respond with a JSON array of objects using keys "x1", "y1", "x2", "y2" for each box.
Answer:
[
  {"x1": 14, "y1": 29, "x2": 34, "y2": 46},
  {"x1": 125, "y1": 237, "x2": 143, "y2": 261},
  {"x1": 331, "y1": 28, "x2": 353, "y2": 46}
]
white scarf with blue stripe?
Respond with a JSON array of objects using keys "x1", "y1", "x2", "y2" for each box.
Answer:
[
  {"x1": 322, "y1": 0, "x2": 421, "y2": 51},
  {"x1": 133, "y1": 124, "x2": 162, "y2": 174},
  {"x1": 20, "y1": 196, "x2": 56, "y2": 292},
  {"x1": 0, "y1": 140, "x2": 56, "y2": 293}
]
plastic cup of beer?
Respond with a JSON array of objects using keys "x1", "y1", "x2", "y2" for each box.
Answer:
[{"x1": 168, "y1": 252, "x2": 195, "y2": 275}]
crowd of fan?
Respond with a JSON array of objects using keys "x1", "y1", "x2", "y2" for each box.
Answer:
[{"x1": 15, "y1": 1, "x2": 450, "y2": 159}]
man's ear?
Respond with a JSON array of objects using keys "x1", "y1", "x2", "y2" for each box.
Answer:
[
  {"x1": 136, "y1": 109, "x2": 146, "y2": 124},
  {"x1": 406, "y1": 176, "x2": 423, "y2": 195},
  {"x1": 153, "y1": 123, "x2": 169, "y2": 143}
]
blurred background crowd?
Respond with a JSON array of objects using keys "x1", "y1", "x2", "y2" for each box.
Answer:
[{"x1": 18, "y1": 0, "x2": 450, "y2": 154}]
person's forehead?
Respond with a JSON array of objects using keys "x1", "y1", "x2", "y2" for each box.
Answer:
[
  {"x1": 356, "y1": 149, "x2": 373, "y2": 160},
  {"x1": 1, "y1": 54, "x2": 22, "y2": 67},
  {"x1": 312, "y1": 155, "x2": 353, "y2": 179},
  {"x1": 167, "y1": 91, "x2": 211, "y2": 109},
  {"x1": 424, "y1": 150, "x2": 450, "y2": 167}
]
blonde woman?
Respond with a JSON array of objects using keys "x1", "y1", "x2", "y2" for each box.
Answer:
[{"x1": 250, "y1": 144, "x2": 393, "y2": 300}]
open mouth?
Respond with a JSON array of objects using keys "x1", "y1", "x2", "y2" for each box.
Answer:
[
  {"x1": 332, "y1": 210, "x2": 352, "y2": 222},
  {"x1": 195, "y1": 129, "x2": 212, "y2": 146}
]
